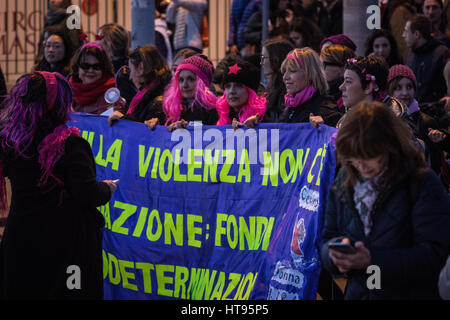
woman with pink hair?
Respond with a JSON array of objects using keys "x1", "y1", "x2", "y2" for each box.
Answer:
[
  {"x1": 162, "y1": 54, "x2": 218, "y2": 131},
  {"x1": 216, "y1": 57, "x2": 266, "y2": 128},
  {"x1": 0, "y1": 72, "x2": 117, "y2": 299}
]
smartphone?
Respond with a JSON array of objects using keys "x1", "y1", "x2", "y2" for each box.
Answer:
[
  {"x1": 328, "y1": 242, "x2": 357, "y2": 254},
  {"x1": 112, "y1": 179, "x2": 120, "y2": 184}
]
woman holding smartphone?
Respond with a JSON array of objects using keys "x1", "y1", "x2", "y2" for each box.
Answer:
[{"x1": 321, "y1": 101, "x2": 450, "y2": 300}]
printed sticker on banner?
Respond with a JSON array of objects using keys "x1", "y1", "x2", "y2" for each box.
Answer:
[
  {"x1": 290, "y1": 218, "x2": 306, "y2": 266},
  {"x1": 267, "y1": 286, "x2": 299, "y2": 300},
  {"x1": 270, "y1": 261, "x2": 305, "y2": 289},
  {"x1": 298, "y1": 185, "x2": 320, "y2": 212}
]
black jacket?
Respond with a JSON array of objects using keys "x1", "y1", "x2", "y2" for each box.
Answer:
[
  {"x1": 0, "y1": 134, "x2": 111, "y2": 299},
  {"x1": 321, "y1": 167, "x2": 450, "y2": 300},
  {"x1": 279, "y1": 92, "x2": 342, "y2": 127},
  {"x1": 122, "y1": 84, "x2": 167, "y2": 124},
  {"x1": 178, "y1": 99, "x2": 219, "y2": 125},
  {"x1": 407, "y1": 38, "x2": 450, "y2": 103}
]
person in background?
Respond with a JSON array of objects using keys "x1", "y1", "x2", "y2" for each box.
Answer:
[
  {"x1": 321, "y1": 101, "x2": 450, "y2": 300},
  {"x1": 279, "y1": 47, "x2": 341, "y2": 127},
  {"x1": 0, "y1": 71, "x2": 117, "y2": 299},
  {"x1": 171, "y1": 48, "x2": 198, "y2": 75},
  {"x1": 96, "y1": 23, "x2": 137, "y2": 112},
  {"x1": 261, "y1": 38, "x2": 294, "y2": 122},
  {"x1": 162, "y1": 54, "x2": 218, "y2": 131},
  {"x1": 216, "y1": 57, "x2": 266, "y2": 128},
  {"x1": 320, "y1": 34, "x2": 357, "y2": 54},
  {"x1": 289, "y1": 17, "x2": 323, "y2": 52},
  {"x1": 316, "y1": 0, "x2": 343, "y2": 37},
  {"x1": 108, "y1": 45, "x2": 171, "y2": 126},
  {"x1": 423, "y1": 0, "x2": 450, "y2": 45},
  {"x1": 365, "y1": 29, "x2": 403, "y2": 67},
  {"x1": 166, "y1": 0, "x2": 208, "y2": 54},
  {"x1": 403, "y1": 14, "x2": 450, "y2": 103},
  {"x1": 387, "y1": 64, "x2": 444, "y2": 177},
  {"x1": 35, "y1": 0, "x2": 82, "y2": 67},
  {"x1": 69, "y1": 43, "x2": 116, "y2": 115},
  {"x1": 34, "y1": 26, "x2": 73, "y2": 77},
  {"x1": 320, "y1": 44, "x2": 356, "y2": 112}
]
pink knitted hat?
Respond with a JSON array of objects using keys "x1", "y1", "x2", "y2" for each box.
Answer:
[
  {"x1": 176, "y1": 54, "x2": 215, "y2": 86},
  {"x1": 388, "y1": 64, "x2": 417, "y2": 88}
]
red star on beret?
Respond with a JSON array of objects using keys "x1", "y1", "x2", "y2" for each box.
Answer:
[{"x1": 228, "y1": 63, "x2": 242, "y2": 75}]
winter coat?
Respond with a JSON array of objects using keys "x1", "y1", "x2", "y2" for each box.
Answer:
[
  {"x1": 321, "y1": 167, "x2": 450, "y2": 300},
  {"x1": 279, "y1": 92, "x2": 342, "y2": 127},
  {"x1": 0, "y1": 133, "x2": 111, "y2": 299},
  {"x1": 406, "y1": 38, "x2": 450, "y2": 103},
  {"x1": 122, "y1": 84, "x2": 167, "y2": 124},
  {"x1": 166, "y1": 0, "x2": 207, "y2": 51},
  {"x1": 177, "y1": 99, "x2": 218, "y2": 125},
  {"x1": 114, "y1": 66, "x2": 138, "y2": 113}
]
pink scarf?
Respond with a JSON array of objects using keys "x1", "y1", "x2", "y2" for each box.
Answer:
[
  {"x1": 285, "y1": 85, "x2": 316, "y2": 108},
  {"x1": 38, "y1": 125, "x2": 81, "y2": 186},
  {"x1": 127, "y1": 82, "x2": 155, "y2": 115}
]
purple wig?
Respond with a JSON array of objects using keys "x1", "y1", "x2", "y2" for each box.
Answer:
[
  {"x1": 216, "y1": 87, "x2": 267, "y2": 125},
  {"x1": 163, "y1": 70, "x2": 217, "y2": 125},
  {"x1": 0, "y1": 72, "x2": 75, "y2": 208},
  {"x1": 0, "y1": 72, "x2": 73, "y2": 157}
]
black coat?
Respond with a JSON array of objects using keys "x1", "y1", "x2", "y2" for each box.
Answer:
[
  {"x1": 321, "y1": 167, "x2": 450, "y2": 300},
  {"x1": 122, "y1": 84, "x2": 167, "y2": 124},
  {"x1": 0, "y1": 134, "x2": 111, "y2": 299},
  {"x1": 178, "y1": 99, "x2": 219, "y2": 125},
  {"x1": 407, "y1": 38, "x2": 450, "y2": 103},
  {"x1": 279, "y1": 92, "x2": 342, "y2": 127}
]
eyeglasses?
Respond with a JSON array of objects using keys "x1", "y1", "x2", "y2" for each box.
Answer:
[{"x1": 80, "y1": 63, "x2": 102, "y2": 71}]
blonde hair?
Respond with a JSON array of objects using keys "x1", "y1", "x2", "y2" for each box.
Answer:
[{"x1": 281, "y1": 47, "x2": 328, "y2": 94}]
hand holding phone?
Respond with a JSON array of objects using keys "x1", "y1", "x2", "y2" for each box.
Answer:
[{"x1": 328, "y1": 238, "x2": 356, "y2": 254}]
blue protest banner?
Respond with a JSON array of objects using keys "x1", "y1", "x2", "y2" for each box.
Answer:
[{"x1": 69, "y1": 113, "x2": 337, "y2": 300}]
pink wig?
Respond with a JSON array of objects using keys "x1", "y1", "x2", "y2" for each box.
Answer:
[
  {"x1": 163, "y1": 71, "x2": 217, "y2": 125},
  {"x1": 216, "y1": 87, "x2": 267, "y2": 125}
]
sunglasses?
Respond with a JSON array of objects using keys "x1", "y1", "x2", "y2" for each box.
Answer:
[{"x1": 80, "y1": 62, "x2": 102, "y2": 71}]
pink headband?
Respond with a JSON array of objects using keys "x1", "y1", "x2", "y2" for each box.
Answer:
[
  {"x1": 176, "y1": 63, "x2": 210, "y2": 86},
  {"x1": 81, "y1": 43, "x2": 103, "y2": 51},
  {"x1": 34, "y1": 71, "x2": 58, "y2": 111},
  {"x1": 287, "y1": 51, "x2": 303, "y2": 68}
]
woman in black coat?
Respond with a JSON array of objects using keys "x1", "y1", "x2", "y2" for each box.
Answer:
[
  {"x1": 279, "y1": 47, "x2": 341, "y2": 127},
  {"x1": 108, "y1": 45, "x2": 171, "y2": 127},
  {"x1": 321, "y1": 101, "x2": 450, "y2": 300},
  {"x1": 0, "y1": 72, "x2": 117, "y2": 299}
]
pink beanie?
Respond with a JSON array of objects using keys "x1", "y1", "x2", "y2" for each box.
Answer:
[
  {"x1": 388, "y1": 64, "x2": 417, "y2": 88},
  {"x1": 176, "y1": 54, "x2": 215, "y2": 86}
]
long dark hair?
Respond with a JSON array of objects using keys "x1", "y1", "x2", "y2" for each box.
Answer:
[
  {"x1": 35, "y1": 26, "x2": 73, "y2": 76},
  {"x1": 128, "y1": 45, "x2": 171, "y2": 89},
  {"x1": 336, "y1": 101, "x2": 426, "y2": 189},
  {"x1": 364, "y1": 29, "x2": 402, "y2": 67}
]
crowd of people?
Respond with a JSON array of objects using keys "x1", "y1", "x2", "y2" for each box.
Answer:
[{"x1": 0, "y1": 0, "x2": 449, "y2": 300}]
